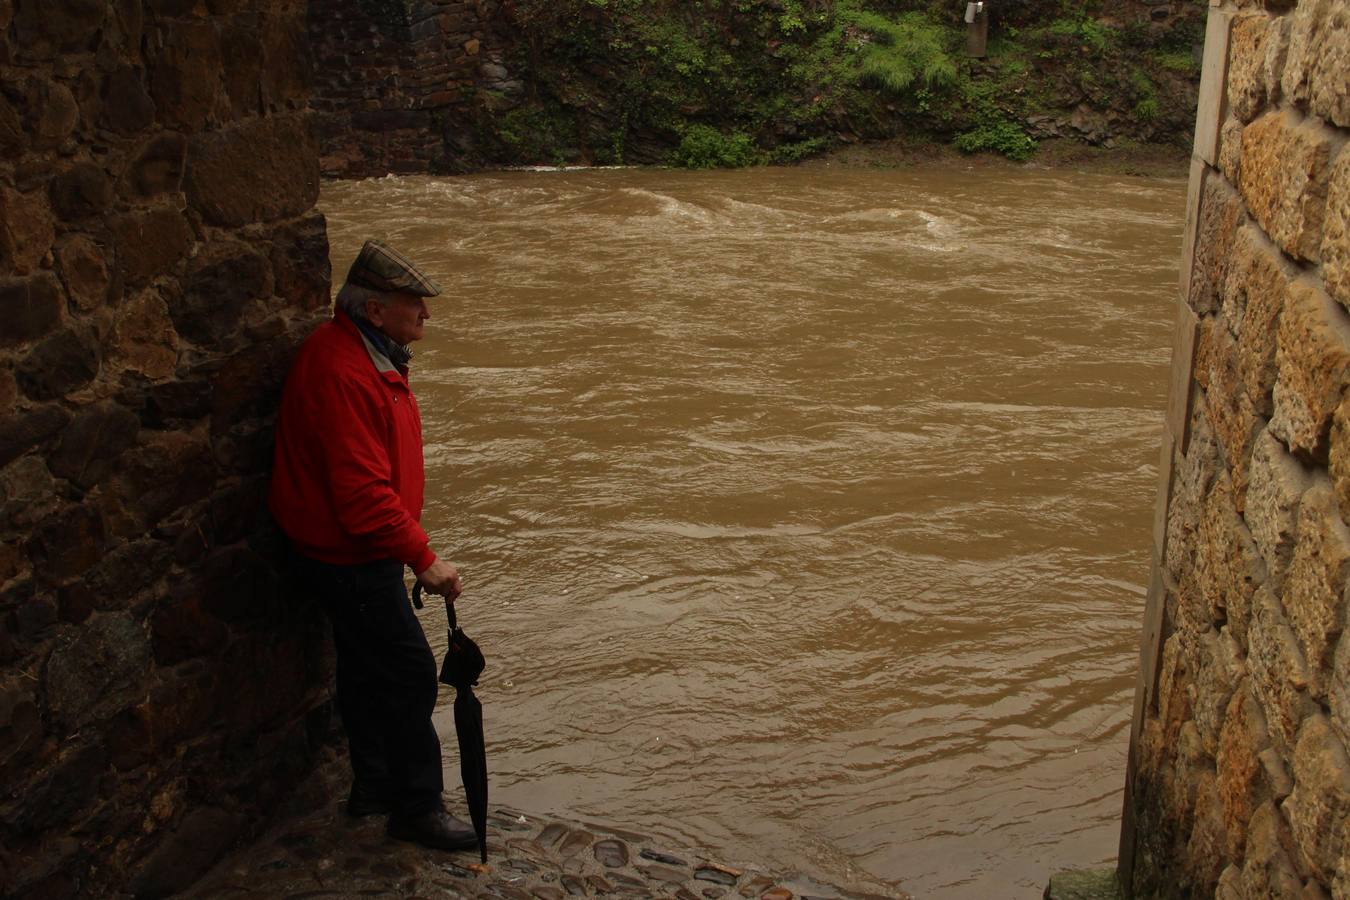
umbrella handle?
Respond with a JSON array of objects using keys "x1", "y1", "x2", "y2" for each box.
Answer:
[{"x1": 409, "y1": 581, "x2": 457, "y2": 630}]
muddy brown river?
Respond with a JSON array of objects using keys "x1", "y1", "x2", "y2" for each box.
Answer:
[{"x1": 319, "y1": 163, "x2": 1186, "y2": 899}]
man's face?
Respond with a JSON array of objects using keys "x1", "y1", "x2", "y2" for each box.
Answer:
[{"x1": 368, "y1": 292, "x2": 431, "y2": 345}]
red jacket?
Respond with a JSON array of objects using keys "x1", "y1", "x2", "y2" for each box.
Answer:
[{"x1": 269, "y1": 312, "x2": 438, "y2": 573}]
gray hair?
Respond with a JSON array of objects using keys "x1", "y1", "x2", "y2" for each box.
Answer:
[{"x1": 335, "y1": 282, "x2": 396, "y2": 323}]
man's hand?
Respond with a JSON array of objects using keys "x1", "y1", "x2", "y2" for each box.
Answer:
[{"x1": 416, "y1": 558, "x2": 463, "y2": 600}]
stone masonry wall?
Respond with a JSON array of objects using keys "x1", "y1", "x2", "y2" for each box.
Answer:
[
  {"x1": 1120, "y1": 0, "x2": 1350, "y2": 897},
  {"x1": 0, "y1": 1, "x2": 335, "y2": 896},
  {"x1": 307, "y1": 0, "x2": 501, "y2": 177}
]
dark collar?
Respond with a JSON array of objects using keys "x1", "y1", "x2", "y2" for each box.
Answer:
[{"x1": 352, "y1": 315, "x2": 413, "y2": 370}]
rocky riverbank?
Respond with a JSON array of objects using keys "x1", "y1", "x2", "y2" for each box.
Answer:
[
  {"x1": 190, "y1": 747, "x2": 907, "y2": 900},
  {"x1": 803, "y1": 136, "x2": 1190, "y2": 179}
]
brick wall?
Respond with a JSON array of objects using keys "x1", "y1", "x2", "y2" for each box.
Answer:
[
  {"x1": 1121, "y1": 1, "x2": 1350, "y2": 897},
  {"x1": 0, "y1": 1, "x2": 335, "y2": 896},
  {"x1": 306, "y1": 0, "x2": 499, "y2": 177}
]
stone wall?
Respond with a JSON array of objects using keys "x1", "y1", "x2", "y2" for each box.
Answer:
[
  {"x1": 1120, "y1": 0, "x2": 1350, "y2": 897},
  {"x1": 307, "y1": 0, "x2": 503, "y2": 177},
  {"x1": 0, "y1": 1, "x2": 335, "y2": 896}
]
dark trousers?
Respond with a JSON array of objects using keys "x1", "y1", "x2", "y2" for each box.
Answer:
[{"x1": 294, "y1": 554, "x2": 444, "y2": 817}]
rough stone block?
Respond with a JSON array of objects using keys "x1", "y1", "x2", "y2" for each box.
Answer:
[
  {"x1": 99, "y1": 431, "x2": 215, "y2": 536},
  {"x1": 1249, "y1": 585, "x2": 1316, "y2": 752},
  {"x1": 1167, "y1": 408, "x2": 1220, "y2": 586},
  {"x1": 1218, "y1": 682, "x2": 1271, "y2": 861},
  {"x1": 260, "y1": 11, "x2": 311, "y2": 111},
  {"x1": 219, "y1": 16, "x2": 264, "y2": 121},
  {"x1": 173, "y1": 241, "x2": 270, "y2": 345},
  {"x1": 0, "y1": 272, "x2": 65, "y2": 349},
  {"x1": 1198, "y1": 473, "x2": 1266, "y2": 642},
  {"x1": 150, "y1": 588, "x2": 228, "y2": 666},
  {"x1": 48, "y1": 162, "x2": 114, "y2": 222},
  {"x1": 0, "y1": 367, "x2": 15, "y2": 417},
  {"x1": 1285, "y1": 714, "x2": 1350, "y2": 884},
  {"x1": 15, "y1": 324, "x2": 101, "y2": 401},
  {"x1": 54, "y1": 234, "x2": 111, "y2": 312},
  {"x1": 1160, "y1": 631, "x2": 1197, "y2": 747},
  {"x1": 1196, "y1": 314, "x2": 1222, "y2": 393},
  {"x1": 148, "y1": 19, "x2": 223, "y2": 130},
  {"x1": 1220, "y1": 117, "x2": 1244, "y2": 185},
  {"x1": 1246, "y1": 428, "x2": 1311, "y2": 592},
  {"x1": 1191, "y1": 171, "x2": 1247, "y2": 316},
  {"x1": 1, "y1": 742, "x2": 105, "y2": 837},
  {"x1": 0, "y1": 675, "x2": 42, "y2": 785},
  {"x1": 1281, "y1": 485, "x2": 1350, "y2": 693},
  {"x1": 0, "y1": 186, "x2": 54, "y2": 276},
  {"x1": 130, "y1": 807, "x2": 243, "y2": 899},
  {"x1": 111, "y1": 206, "x2": 193, "y2": 289},
  {"x1": 120, "y1": 132, "x2": 187, "y2": 200},
  {"x1": 1195, "y1": 627, "x2": 1247, "y2": 755},
  {"x1": 1224, "y1": 224, "x2": 1294, "y2": 418},
  {"x1": 98, "y1": 66, "x2": 156, "y2": 135},
  {"x1": 1271, "y1": 281, "x2": 1350, "y2": 457},
  {"x1": 1216, "y1": 865, "x2": 1244, "y2": 900},
  {"x1": 110, "y1": 287, "x2": 179, "y2": 380},
  {"x1": 1259, "y1": 746, "x2": 1294, "y2": 802},
  {"x1": 1241, "y1": 802, "x2": 1305, "y2": 898},
  {"x1": 10, "y1": 0, "x2": 105, "y2": 60},
  {"x1": 1169, "y1": 721, "x2": 1211, "y2": 833},
  {"x1": 0, "y1": 404, "x2": 70, "y2": 469},
  {"x1": 145, "y1": 667, "x2": 218, "y2": 751},
  {"x1": 1203, "y1": 324, "x2": 1263, "y2": 503},
  {"x1": 1181, "y1": 157, "x2": 1208, "y2": 302},
  {"x1": 269, "y1": 214, "x2": 331, "y2": 311},
  {"x1": 25, "y1": 499, "x2": 106, "y2": 587},
  {"x1": 1281, "y1": 0, "x2": 1350, "y2": 129},
  {"x1": 47, "y1": 401, "x2": 141, "y2": 490},
  {"x1": 1228, "y1": 14, "x2": 1273, "y2": 123},
  {"x1": 45, "y1": 612, "x2": 150, "y2": 733},
  {"x1": 1323, "y1": 149, "x2": 1350, "y2": 312},
  {"x1": 1328, "y1": 625, "x2": 1350, "y2": 748},
  {"x1": 21, "y1": 76, "x2": 78, "y2": 150},
  {"x1": 211, "y1": 326, "x2": 299, "y2": 423},
  {"x1": 1239, "y1": 113, "x2": 1335, "y2": 263},
  {"x1": 0, "y1": 92, "x2": 26, "y2": 157},
  {"x1": 185, "y1": 114, "x2": 319, "y2": 227},
  {"x1": 1186, "y1": 773, "x2": 1229, "y2": 898}
]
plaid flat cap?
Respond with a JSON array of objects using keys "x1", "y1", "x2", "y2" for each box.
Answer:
[{"x1": 344, "y1": 240, "x2": 442, "y2": 297}]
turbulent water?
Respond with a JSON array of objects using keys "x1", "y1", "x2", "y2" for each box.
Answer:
[{"x1": 320, "y1": 163, "x2": 1186, "y2": 899}]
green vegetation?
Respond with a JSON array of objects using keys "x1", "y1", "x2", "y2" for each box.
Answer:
[
  {"x1": 844, "y1": 9, "x2": 958, "y2": 96},
  {"x1": 670, "y1": 125, "x2": 758, "y2": 169},
  {"x1": 1130, "y1": 69, "x2": 1160, "y2": 123},
  {"x1": 481, "y1": 0, "x2": 1202, "y2": 168},
  {"x1": 1153, "y1": 49, "x2": 1199, "y2": 72},
  {"x1": 1046, "y1": 16, "x2": 1113, "y2": 53},
  {"x1": 953, "y1": 121, "x2": 1037, "y2": 161}
]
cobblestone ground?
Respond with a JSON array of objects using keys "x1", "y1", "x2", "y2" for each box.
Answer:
[{"x1": 190, "y1": 750, "x2": 906, "y2": 900}]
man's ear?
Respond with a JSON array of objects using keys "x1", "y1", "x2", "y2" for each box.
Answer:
[{"x1": 365, "y1": 298, "x2": 385, "y2": 327}]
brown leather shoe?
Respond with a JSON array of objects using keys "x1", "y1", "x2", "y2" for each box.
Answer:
[{"x1": 386, "y1": 808, "x2": 477, "y2": 851}]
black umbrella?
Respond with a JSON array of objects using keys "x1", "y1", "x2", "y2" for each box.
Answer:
[{"x1": 413, "y1": 582, "x2": 488, "y2": 862}]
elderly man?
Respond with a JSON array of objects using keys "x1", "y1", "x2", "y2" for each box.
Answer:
[{"x1": 269, "y1": 240, "x2": 473, "y2": 851}]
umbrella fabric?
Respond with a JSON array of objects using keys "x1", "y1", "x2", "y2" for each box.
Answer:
[{"x1": 413, "y1": 582, "x2": 488, "y2": 862}]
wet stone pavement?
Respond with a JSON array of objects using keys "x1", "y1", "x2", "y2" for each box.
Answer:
[{"x1": 190, "y1": 752, "x2": 905, "y2": 900}]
